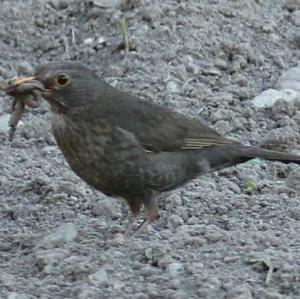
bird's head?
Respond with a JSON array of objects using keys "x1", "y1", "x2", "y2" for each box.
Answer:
[{"x1": 13, "y1": 61, "x2": 100, "y2": 113}]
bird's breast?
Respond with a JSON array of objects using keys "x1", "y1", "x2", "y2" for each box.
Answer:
[{"x1": 50, "y1": 112, "x2": 143, "y2": 195}]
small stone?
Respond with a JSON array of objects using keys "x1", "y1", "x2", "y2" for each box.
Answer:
[
  {"x1": 288, "y1": 206, "x2": 300, "y2": 220},
  {"x1": 88, "y1": 269, "x2": 109, "y2": 285},
  {"x1": 258, "y1": 289, "x2": 282, "y2": 299},
  {"x1": 166, "y1": 81, "x2": 180, "y2": 93},
  {"x1": 91, "y1": 199, "x2": 121, "y2": 218},
  {"x1": 0, "y1": 114, "x2": 12, "y2": 135},
  {"x1": 214, "y1": 59, "x2": 228, "y2": 70},
  {"x1": 167, "y1": 215, "x2": 184, "y2": 230},
  {"x1": 275, "y1": 65, "x2": 300, "y2": 91},
  {"x1": 83, "y1": 38, "x2": 94, "y2": 45},
  {"x1": 71, "y1": 285, "x2": 97, "y2": 299},
  {"x1": 165, "y1": 193, "x2": 183, "y2": 207},
  {"x1": 141, "y1": 4, "x2": 161, "y2": 22},
  {"x1": 167, "y1": 262, "x2": 184, "y2": 278},
  {"x1": 204, "y1": 225, "x2": 226, "y2": 242},
  {"x1": 260, "y1": 127, "x2": 300, "y2": 151},
  {"x1": 108, "y1": 233, "x2": 125, "y2": 246},
  {"x1": 201, "y1": 67, "x2": 221, "y2": 76},
  {"x1": 97, "y1": 36, "x2": 106, "y2": 44},
  {"x1": 158, "y1": 255, "x2": 174, "y2": 270},
  {"x1": 252, "y1": 89, "x2": 299, "y2": 108},
  {"x1": 16, "y1": 60, "x2": 34, "y2": 75},
  {"x1": 214, "y1": 120, "x2": 232, "y2": 136},
  {"x1": 58, "y1": 181, "x2": 86, "y2": 198},
  {"x1": 271, "y1": 99, "x2": 295, "y2": 119},
  {"x1": 233, "y1": 75, "x2": 249, "y2": 87},
  {"x1": 261, "y1": 24, "x2": 274, "y2": 33},
  {"x1": 35, "y1": 248, "x2": 69, "y2": 273},
  {"x1": 291, "y1": 10, "x2": 300, "y2": 26},
  {"x1": 161, "y1": 50, "x2": 176, "y2": 62},
  {"x1": 37, "y1": 223, "x2": 78, "y2": 249},
  {"x1": 140, "y1": 265, "x2": 161, "y2": 276},
  {"x1": 0, "y1": 273, "x2": 16, "y2": 287},
  {"x1": 112, "y1": 281, "x2": 126, "y2": 291},
  {"x1": 169, "y1": 291, "x2": 188, "y2": 299},
  {"x1": 49, "y1": 0, "x2": 68, "y2": 9},
  {"x1": 92, "y1": 0, "x2": 125, "y2": 9},
  {"x1": 7, "y1": 293, "x2": 30, "y2": 299},
  {"x1": 225, "y1": 285, "x2": 253, "y2": 299},
  {"x1": 186, "y1": 62, "x2": 200, "y2": 75}
]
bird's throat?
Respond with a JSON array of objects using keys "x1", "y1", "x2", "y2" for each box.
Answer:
[{"x1": 45, "y1": 95, "x2": 68, "y2": 114}]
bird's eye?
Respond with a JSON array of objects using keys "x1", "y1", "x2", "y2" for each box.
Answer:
[{"x1": 55, "y1": 73, "x2": 70, "y2": 86}]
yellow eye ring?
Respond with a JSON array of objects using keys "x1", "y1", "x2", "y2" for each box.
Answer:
[{"x1": 54, "y1": 73, "x2": 70, "y2": 86}]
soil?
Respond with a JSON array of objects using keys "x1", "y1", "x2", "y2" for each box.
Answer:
[{"x1": 1, "y1": 0, "x2": 300, "y2": 298}]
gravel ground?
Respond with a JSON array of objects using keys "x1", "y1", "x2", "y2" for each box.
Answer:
[{"x1": 1, "y1": 0, "x2": 300, "y2": 298}]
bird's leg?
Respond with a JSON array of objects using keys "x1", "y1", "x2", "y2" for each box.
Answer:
[
  {"x1": 124, "y1": 199, "x2": 141, "y2": 239},
  {"x1": 124, "y1": 213, "x2": 138, "y2": 238},
  {"x1": 127, "y1": 197, "x2": 159, "y2": 239}
]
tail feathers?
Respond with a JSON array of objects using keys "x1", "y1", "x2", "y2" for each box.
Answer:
[
  {"x1": 196, "y1": 144, "x2": 300, "y2": 175},
  {"x1": 239, "y1": 146, "x2": 300, "y2": 164}
]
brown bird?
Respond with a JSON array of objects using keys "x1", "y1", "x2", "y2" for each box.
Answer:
[{"x1": 8, "y1": 61, "x2": 300, "y2": 237}]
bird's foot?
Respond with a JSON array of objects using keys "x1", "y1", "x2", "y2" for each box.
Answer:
[
  {"x1": 124, "y1": 218, "x2": 151, "y2": 239},
  {"x1": 123, "y1": 214, "x2": 137, "y2": 239},
  {"x1": 124, "y1": 196, "x2": 158, "y2": 239}
]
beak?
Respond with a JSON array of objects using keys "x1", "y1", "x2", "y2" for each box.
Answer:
[
  {"x1": 6, "y1": 75, "x2": 48, "y2": 95},
  {"x1": 9, "y1": 76, "x2": 36, "y2": 85}
]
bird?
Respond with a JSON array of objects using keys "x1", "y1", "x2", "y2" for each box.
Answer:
[{"x1": 8, "y1": 61, "x2": 300, "y2": 237}]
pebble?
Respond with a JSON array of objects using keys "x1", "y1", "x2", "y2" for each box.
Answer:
[
  {"x1": 233, "y1": 74, "x2": 249, "y2": 87},
  {"x1": 37, "y1": 223, "x2": 78, "y2": 249},
  {"x1": 167, "y1": 262, "x2": 184, "y2": 278},
  {"x1": 257, "y1": 289, "x2": 283, "y2": 299},
  {"x1": 225, "y1": 285, "x2": 253, "y2": 299},
  {"x1": 185, "y1": 62, "x2": 200, "y2": 75},
  {"x1": 92, "y1": 0, "x2": 126, "y2": 9},
  {"x1": 7, "y1": 294, "x2": 30, "y2": 299},
  {"x1": 71, "y1": 285, "x2": 97, "y2": 299},
  {"x1": 140, "y1": 265, "x2": 161, "y2": 276},
  {"x1": 259, "y1": 127, "x2": 300, "y2": 151},
  {"x1": 169, "y1": 291, "x2": 188, "y2": 299},
  {"x1": 16, "y1": 60, "x2": 34, "y2": 75},
  {"x1": 271, "y1": 99, "x2": 295, "y2": 118},
  {"x1": 88, "y1": 269, "x2": 109, "y2": 285},
  {"x1": 91, "y1": 199, "x2": 121, "y2": 218},
  {"x1": 0, "y1": 114, "x2": 11, "y2": 134},
  {"x1": 166, "y1": 81, "x2": 180, "y2": 93},
  {"x1": 214, "y1": 120, "x2": 232, "y2": 135},
  {"x1": 252, "y1": 89, "x2": 299, "y2": 108},
  {"x1": 83, "y1": 38, "x2": 94, "y2": 45},
  {"x1": 286, "y1": 162, "x2": 300, "y2": 184},
  {"x1": 204, "y1": 225, "x2": 227, "y2": 242},
  {"x1": 275, "y1": 65, "x2": 300, "y2": 91},
  {"x1": 167, "y1": 215, "x2": 184, "y2": 230},
  {"x1": 288, "y1": 206, "x2": 300, "y2": 220},
  {"x1": 57, "y1": 181, "x2": 86, "y2": 198},
  {"x1": 49, "y1": 0, "x2": 68, "y2": 10},
  {"x1": 141, "y1": 4, "x2": 162, "y2": 22},
  {"x1": 291, "y1": 10, "x2": 300, "y2": 25},
  {"x1": 35, "y1": 248, "x2": 69, "y2": 273}
]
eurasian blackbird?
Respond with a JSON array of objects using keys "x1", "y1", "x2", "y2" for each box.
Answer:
[{"x1": 9, "y1": 61, "x2": 300, "y2": 237}]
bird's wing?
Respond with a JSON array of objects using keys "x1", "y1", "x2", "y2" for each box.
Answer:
[{"x1": 93, "y1": 84, "x2": 239, "y2": 152}]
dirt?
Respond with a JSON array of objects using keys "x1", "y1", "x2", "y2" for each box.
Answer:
[{"x1": 1, "y1": 0, "x2": 300, "y2": 298}]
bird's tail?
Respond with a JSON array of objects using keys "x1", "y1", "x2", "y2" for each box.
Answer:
[
  {"x1": 198, "y1": 144, "x2": 300, "y2": 173},
  {"x1": 239, "y1": 145, "x2": 300, "y2": 164}
]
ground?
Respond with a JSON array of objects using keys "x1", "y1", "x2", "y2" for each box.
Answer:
[{"x1": 1, "y1": 0, "x2": 300, "y2": 298}]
